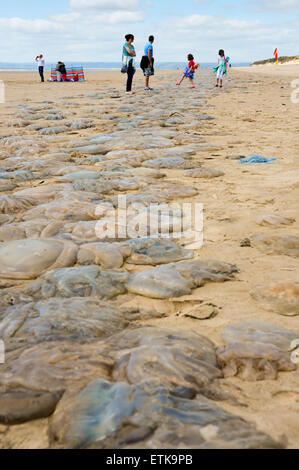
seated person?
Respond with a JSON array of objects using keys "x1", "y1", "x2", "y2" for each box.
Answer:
[{"x1": 56, "y1": 61, "x2": 67, "y2": 81}]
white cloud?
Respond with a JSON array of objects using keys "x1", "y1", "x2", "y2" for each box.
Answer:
[
  {"x1": 0, "y1": 5, "x2": 145, "y2": 63},
  {"x1": 256, "y1": 0, "x2": 299, "y2": 10},
  {"x1": 0, "y1": 17, "x2": 64, "y2": 33},
  {"x1": 69, "y1": 0, "x2": 140, "y2": 10},
  {"x1": 94, "y1": 11, "x2": 144, "y2": 23},
  {"x1": 50, "y1": 12, "x2": 81, "y2": 22},
  {"x1": 0, "y1": 8, "x2": 143, "y2": 35},
  {"x1": 0, "y1": 5, "x2": 297, "y2": 63},
  {"x1": 156, "y1": 14, "x2": 298, "y2": 62}
]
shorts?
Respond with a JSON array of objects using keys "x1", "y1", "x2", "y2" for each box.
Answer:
[
  {"x1": 140, "y1": 56, "x2": 154, "y2": 76},
  {"x1": 143, "y1": 67, "x2": 154, "y2": 77},
  {"x1": 184, "y1": 67, "x2": 194, "y2": 79},
  {"x1": 216, "y1": 69, "x2": 224, "y2": 79}
]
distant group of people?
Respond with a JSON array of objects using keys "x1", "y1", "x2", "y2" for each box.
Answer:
[
  {"x1": 36, "y1": 41, "x2": 230, "y2": 92},
  {"x1": 35, "y1": 55, "x2": 79, "y2": 82},
  {"x1": 176, "y1": 49, "x2": 230, "y2": 89},
  {"x1": 122, "y1": 34, "x2": 155, "y2": 94},
  {"x1": 55, "y1": 62, "x2": 79, "y2": 82},
  {"x1": 121, "y1": 34, "x2": 230, "y2": 93}
]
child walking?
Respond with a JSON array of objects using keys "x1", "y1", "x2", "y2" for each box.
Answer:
[
  {"x1": 214, "y1": 49, "x2": 228, "y2": 88},
  {"x1": 176, "y1": 54, "x2": 198, "y2": 88}
]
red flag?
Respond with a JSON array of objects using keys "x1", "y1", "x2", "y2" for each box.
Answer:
[{"x1": 274, "y1": 48, "x2": 278, "y2": 60}]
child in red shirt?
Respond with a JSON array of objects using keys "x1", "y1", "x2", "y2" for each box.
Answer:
[{"x1": 176, "y1": 54, "x2": 198, "y2": 88}]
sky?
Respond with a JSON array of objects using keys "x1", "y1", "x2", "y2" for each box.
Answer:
[{"x1": 0, "y1": 0, "x2": 298, "y2": 63}]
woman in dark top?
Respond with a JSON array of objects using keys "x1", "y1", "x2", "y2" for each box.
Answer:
[{"x1": 122, "y1": 34, "x2": 136, "y2": 94}]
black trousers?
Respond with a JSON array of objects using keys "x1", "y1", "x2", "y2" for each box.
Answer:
[
  {"x1": 126, "y1": 62, "x2": 134, "y2": 92},
  {"x1": 39, "y1": 66, "x2": 44, "y2": 82}
]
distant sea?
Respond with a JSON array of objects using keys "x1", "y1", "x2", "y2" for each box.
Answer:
[{"x1": 0, "y1": 62, "x2": 250, "y2": 72}]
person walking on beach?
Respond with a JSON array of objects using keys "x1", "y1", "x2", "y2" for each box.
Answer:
[
  {"x1": 141, "y1": 35, "x2": 155, "y2": 91},
  {"x1": 35, "y1": 54, "x2": 45, "y2": 82},
  {"x1": 122, "y1": 34, "x2": 136, "y2": 94},
  {"x1": 176, "y1": 54, "x2": 198, "y2": 88},
  {"x1": 214, "y1": 50, "x2": 228, "y2": 88}
]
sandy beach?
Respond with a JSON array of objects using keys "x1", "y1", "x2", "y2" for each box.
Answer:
[{"x1": 0, "y1": 65, "x2": 298, "y2": 449}]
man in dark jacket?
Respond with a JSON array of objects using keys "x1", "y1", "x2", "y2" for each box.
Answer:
[{"x1": 56, "y1": 62, "x2": 67, "y2": 82}]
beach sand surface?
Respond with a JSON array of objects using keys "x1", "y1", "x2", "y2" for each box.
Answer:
[{"x1": 0, "y1": 66, "x2": 298, "y2": 449}]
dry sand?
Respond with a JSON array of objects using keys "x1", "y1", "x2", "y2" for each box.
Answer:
[
  {"x1": 240, "y1": 63, "x2": 299, "y2": 76},
  {"x1": 0, "y1": 66, "x2": 298, "y2": 448}
]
